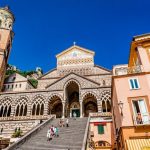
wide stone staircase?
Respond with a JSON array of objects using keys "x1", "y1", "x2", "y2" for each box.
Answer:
[{"x1": 14, "y1": 117, "x2": 88, "y2": 150}]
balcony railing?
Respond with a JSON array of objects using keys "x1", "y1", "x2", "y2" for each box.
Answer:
[
  {"x1": 133, "y1": 113, "x2": 150, "y2": 126},
  {"x1": 114, "y1": 65, "x2": 143, "y2": 76},
  {"x1": 89, "y1": 112, "x2": 112, "y2": 117}
]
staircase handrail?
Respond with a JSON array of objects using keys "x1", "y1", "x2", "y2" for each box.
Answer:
[
  {"x1": 5, "y1": 115, "x2": 56, "y2": 150},
  {"x1": 81, "y1": 116, "x2": 90, "y2": 150}
]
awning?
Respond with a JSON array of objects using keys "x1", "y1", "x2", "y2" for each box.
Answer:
[
  {"x1": 90, "y1": 122, "x2": 106, "y2": 126},
  {"x1": 126, "y1": 139, "x2": 150, "y2": 150}
]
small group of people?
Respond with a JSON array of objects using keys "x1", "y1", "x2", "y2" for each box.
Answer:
[
  {"x1": 59, "y1": 118, "x2": 69, "y2": 127},
  {"x1": 47, "y1": 125, "x2": 59, "y2": 141}
]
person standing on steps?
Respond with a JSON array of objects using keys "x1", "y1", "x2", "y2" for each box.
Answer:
[
  {"x1": 51, "y1": 125, "x2": 54, "y2": 136},
  {"x1": 47, "y1": 127, "x2": 51, "y2": 141},
  {"x1": 73, "y1": 112, "x2": 77, "y2": 120},
  {"x1": 66, "y1": 118, "x2": 69, "y2": 127},
  {"x1": 55, "y1": 126, "x2": 59, "y2": 137}
]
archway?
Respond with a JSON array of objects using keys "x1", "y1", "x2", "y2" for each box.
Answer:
[
  {"x1": 83, "y1": 93, "x2": 98, "y2": 117},
  {"x1": 48, "y1": 95, "x2": 62, "y2": 118},
  {"x1": 65, "y1": 81, "x2": 80, "y2": 117}
]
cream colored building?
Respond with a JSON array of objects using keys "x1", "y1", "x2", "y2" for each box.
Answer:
[{"x1": 3, "y1": 73, "x2": 35, "y2": 92}]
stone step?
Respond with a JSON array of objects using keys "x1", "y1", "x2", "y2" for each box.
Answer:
[{"x1": 13, "y1": 117, "x2": 88, "y2": 150}]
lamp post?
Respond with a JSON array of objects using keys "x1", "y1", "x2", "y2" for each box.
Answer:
[{"x1": 118, "y1": 100, "x2": 124, "y2": 116}]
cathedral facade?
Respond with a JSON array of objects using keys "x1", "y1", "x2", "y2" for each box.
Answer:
[{"x1": 0, "y1": 44, "x2": 112, "y2": 120}]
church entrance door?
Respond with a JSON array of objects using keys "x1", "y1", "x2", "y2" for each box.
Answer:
[
  {"x1": 65, "y1": 81, "x2": 80, "y2": 117},
  {"x1": 71, "y1": 109, "x2": 80, "y2": 117}
]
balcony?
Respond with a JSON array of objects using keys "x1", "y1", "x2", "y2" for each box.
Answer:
[
  {"x1": 133, "y1": 113, "x2": 150, "y2": 126},
  {"x1": 114, "y1": 65, "x2": 143, "y2": 76}
]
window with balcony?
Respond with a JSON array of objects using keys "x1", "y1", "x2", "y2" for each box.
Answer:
[
  {"x1": 129, "y1": 78, "x2": 140, "y2": 89},
  {"x1": 132, "y1": 99, "x2": 149, "y2": 125}
]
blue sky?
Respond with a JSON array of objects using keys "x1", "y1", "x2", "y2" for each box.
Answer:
[{"x1": 1, "y1": 0, "x2": 150, "y2": 73}]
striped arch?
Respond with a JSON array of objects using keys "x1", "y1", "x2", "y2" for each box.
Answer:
[
  {"x1": 48, "y1": 93, "x2": 63, "y2": 102},
  {"x1": 64, "y1": 78, "x2": 81, "y2": 100},
  {"x1": 47, "y1": 93, "x2": 63, "y2": 118},
  {"x1": 31, "y1": 94, "x2": 45, "y2": 116},
  {"x1": 99, "y1": 90, "x2": 111, "y2": 112},
  {"x1": 82, "y1": 91, "x2": 99, "y2": 101},
  {"x1": 0, "y1": 96, "x2": 13, "y2": 117},
  {"x1": 82, "y1": 91, "x2": 99, "y2": 117},
  {"x1": 15, "y1": 96, "x2": 29, "y2": 117}
]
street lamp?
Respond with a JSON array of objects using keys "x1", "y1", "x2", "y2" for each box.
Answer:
[{"x1": 118, "y1": 100, "x2": 124, "y2": 116}]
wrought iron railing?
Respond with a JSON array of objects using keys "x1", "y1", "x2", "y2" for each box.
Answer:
[{"x1": 133, "y1": 113, "x2": 150, "y2": 125}]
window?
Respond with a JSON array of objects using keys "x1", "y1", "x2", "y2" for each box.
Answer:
[
  {"x1": 19, "y1": 84, "x2": 21, "y2": 88},
  {"x1": 132, "y1": 99, "x2": 149, "y2": 124},
  {"x1": 129, "y1": 78, "x2": 140, "y2": 89},
  {"x1": 98, "y1": 125, "x2": 104, "y2": 134}
]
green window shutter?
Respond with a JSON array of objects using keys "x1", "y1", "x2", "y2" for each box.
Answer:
[{"x1": 98, "y1": 125, "x2": 104, "y2": 134}]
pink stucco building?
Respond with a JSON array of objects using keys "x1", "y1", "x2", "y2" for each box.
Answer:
[{"x1": 112, "y1": 34, "x2": 150, "y2": 150}]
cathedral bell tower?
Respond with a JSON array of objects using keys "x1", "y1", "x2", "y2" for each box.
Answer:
[{"x1": 0, "y1": 6, "x2": 15, "y2": 91}]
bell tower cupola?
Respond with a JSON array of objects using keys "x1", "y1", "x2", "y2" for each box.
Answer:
[
  {"x1": 0, "y1": 6, "x2": 15, "y2": 91},
  {"x1": 0, "y1": 6, "x2": 14, "y2": 30}
]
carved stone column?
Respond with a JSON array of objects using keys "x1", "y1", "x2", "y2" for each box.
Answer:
[
  {"x1": 62, "y1": 102, "x2": 65, "y2": 118},
  {"x1": 97, "y1": 99, "x2": 102, "y2": 112},
  {"x1": 80, "y1": 101, "x2": 83, "y2": 118},
  {"x1": 43, "y1": 102, "x2": 48, "y2": 117}
]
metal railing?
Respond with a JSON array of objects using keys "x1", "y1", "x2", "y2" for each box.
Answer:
[
  {"x1": 114, "y1": 65, "x2": 143, "y2": 76},
  {"x1": 133, "y1": 113, "x2": 150, "y2": 125}
]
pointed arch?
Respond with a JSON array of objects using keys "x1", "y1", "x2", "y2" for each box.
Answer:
[
  {"x1": 31, "y1": 95, "x2": 45, "y2": 116},
  {"x1": 0, "y1": 97, "x2": 13, "y2": 117},
  {"x1": 15, "y1": 96, "x2": 29, "y2": 117},
  {"x1": 100, "y1": 90, "x2": 111, "y2": 112}
]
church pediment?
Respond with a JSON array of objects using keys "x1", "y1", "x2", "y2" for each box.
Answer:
[
  {"x1": 56, "y1": 45, "x2": 95, "y2": 68},
  {"x1": 46, "y1": 72, "x2": 100, "y2": 91}
]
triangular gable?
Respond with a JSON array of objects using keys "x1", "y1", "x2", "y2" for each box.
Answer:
[
  {"x1": 56, "y1": 45, "x2": 95, "y2": 58},
  {"x1": 38, "y1": 68, "x2": 57, "y2": 80},
  {"x1": 5, "y1": 73, "x2": 27, "y2": 83},
  {"x1": 46, "y1": 72, "x2": 100, "y2": 91}
]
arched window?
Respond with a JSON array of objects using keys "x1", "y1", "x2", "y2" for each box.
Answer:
[
  {"x1": 15, "y1": 97, "x2": 28, "y2": 117},
  {"x1": 102, "y1": 101, "x2": 106, "y2": 112},
  {"x1": 32, "y1": 104, "x2": 36, "y2": 115},
  {"x1": 0, "y1": 106, "x2": 4, "y2": 117},
  {"x1": 40, "y1": 103, "x2": 44, "y2": 115},
  {"x1": 0, "y1": 97, "x2": 12, "y2": 117},
  {"x1": 23, "y1": 105, "x2": 27, "y2": 116},
  {"x1": 31, "y1": 95, "x2": 45, "y2": 116},
  {"x1": 36, "y1": 104, "x2": 40, "y2": 115},
  {"x1": 15, "y1": 105, "x2": 19, "y2": 116},
  {"x1": 100, "y1": 91, "x2": 111, "y2": 112},
  {"x1": 7, "y1": 106, "x2": 11, "y2": 116},
  {"x1": 3, "y1": 106, "x2": 7, "y2": 117}
]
